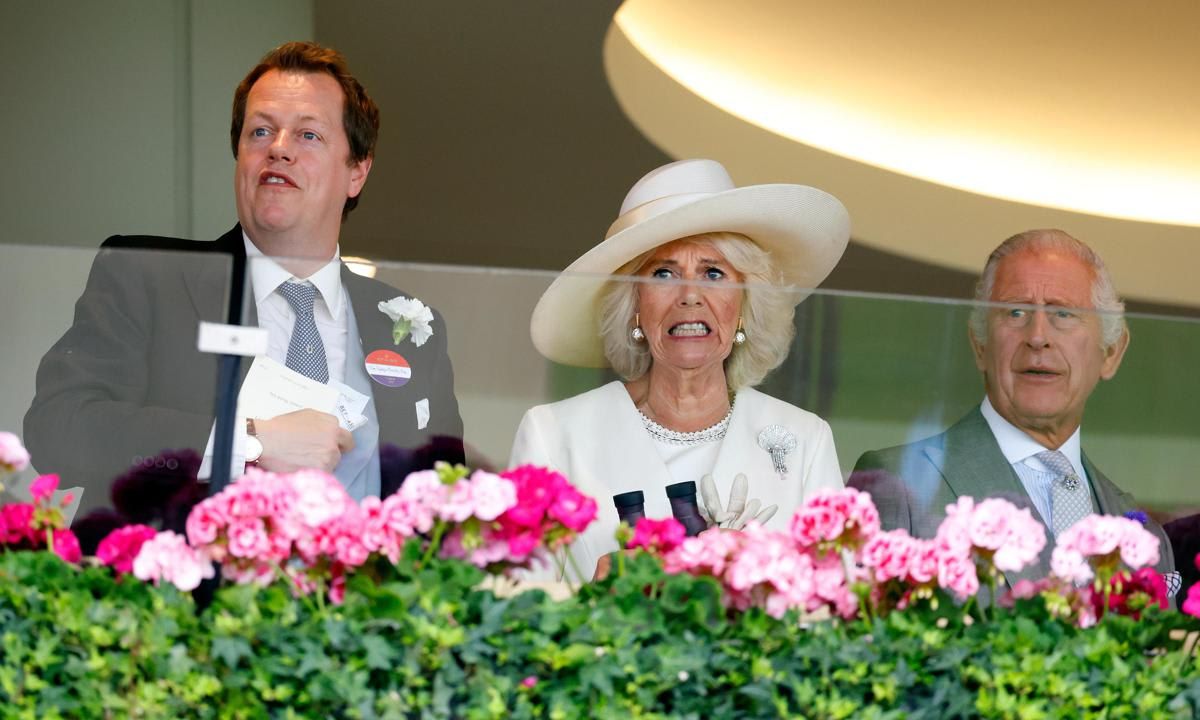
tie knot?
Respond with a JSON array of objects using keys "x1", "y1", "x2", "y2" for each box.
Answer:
[
  {"x1": 278, "y1": 281, "x2": 318, "y2": 314},
  {"x1": 1036, "y1": 450, "x2": 1081, "y2": 489}
]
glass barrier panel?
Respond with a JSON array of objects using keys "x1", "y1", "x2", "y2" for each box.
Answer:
[
  {"x1": 3, "y1": 242, "x2": 236, "y2": 551},
  {"x1": 254, "y1": 257, "x2": 1196, "y2": 583},
  {"x1": 5, "y1": 246, "x2": 1198, "y2": 585}
]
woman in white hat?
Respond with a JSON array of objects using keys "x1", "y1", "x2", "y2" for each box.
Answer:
[{"x1": 510, "y1": 159, "x2": 849, "y2": 581}]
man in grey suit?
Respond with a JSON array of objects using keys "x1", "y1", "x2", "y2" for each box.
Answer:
[
  {"x1": 849, "y1": 229, "x2": 1174, "y2": 585},
  {"x1": 25, "y1": 42, "x2": 464, "y2": 521}
]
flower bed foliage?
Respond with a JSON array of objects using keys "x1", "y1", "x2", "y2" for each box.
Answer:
[{"x1": 2, "y1": 431, "x2": 1200, "y2": 718}]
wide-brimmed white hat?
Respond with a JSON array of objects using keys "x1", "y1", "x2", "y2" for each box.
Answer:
[{"x1": 530, "y1": 159, "x2": 850, "y2": 367}]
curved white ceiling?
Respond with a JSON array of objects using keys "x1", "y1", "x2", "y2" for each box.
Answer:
[{"x1": 605, "y1": 0, "x2": 1200, "y2": 306}]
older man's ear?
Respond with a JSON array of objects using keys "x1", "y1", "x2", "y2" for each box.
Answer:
[
  {"x1": 969, "y1": 327, "x2": 988, "y2": 375},
  {"x1": 1100, "y1": 327, "x2": 1130, "y2": 381}
]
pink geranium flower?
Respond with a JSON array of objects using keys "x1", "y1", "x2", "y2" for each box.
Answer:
[
  {"x1": 29, "y1": 474, "x2": 60, "y2": 503},
  {"x1": 790, "y1": 488, "x2": 880, "y2": 552},
  {"x1": 0, "y1": 432, "x2": 30, "y2": 472},
  {"x1": 1052, "y1": 514, "x2": 1161, "y2": 583},
  {"x1": 290, "y1": 469, "x2": 355, "y2": 527},
  {"x1": 498, "y1": 524, "x2": 543, "y2": 560},
  {"x1": 549, "y1": 489, "x2": 597, "y2": 533},
  {"x1": 930, "y1": 496, "x2": 1046, "y2": 600},
  {"x1": 133, "y1": 530, "x2": 214, "y2": 592},
  {"x1": 1183, "y1": 583, "x2": 1200, "y2": 618},
  {"x1": 628, "y1": 517, "x2": 687, "y2": 554},
  {"x1": 937, "y1": 553, "x2": 980, "y2": 600},
  {"x1": 439, "y1": 480, "x2": 477, "y2": 522},
  {"x1": 186, "y1": 498, "x2": 228, "y2": 546},
  {"x1": 96, "y1": 524, "x2": 158, "y2": 574},
  {"x1": 467, "y1": 471, "x2": 518, "y2": 522},
  {"x1": 1050, "y1": 547, "x2": 1093, "y2": 584},
  {"x1": 499, "y1": 465, "x2": 564, "y2": 528},
  {"x1": 862, "y1": 530, "x2": 919, "y2": 583},
  {"x1": 51, "y1": 529, "x2": 82, "y2": 564},
  {"x1": 227, "y1": 516, "x2": 272, "y2": 559},
  {"x1": 1, "y1": 503, "x2": 35, "y2": 545}
]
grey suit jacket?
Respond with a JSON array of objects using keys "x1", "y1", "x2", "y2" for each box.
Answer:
[
  {"x1": 24, "y1": 226, "x2": 464, "y2": 517},
  {"x1": 848, "y1": 407, "x2": 1175, "y2": 587}
]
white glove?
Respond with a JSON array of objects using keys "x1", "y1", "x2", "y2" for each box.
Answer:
[{"x1": 699, "y1": 473, "x2": 778, "y2": 530}]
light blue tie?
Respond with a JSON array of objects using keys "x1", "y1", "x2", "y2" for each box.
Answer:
[
  {"x1": 1036, "y1": 450, "x2": 1093, "y2": 536},
  {"x1": 277, "y1": 281, "x2": 329, "y2": 384}
]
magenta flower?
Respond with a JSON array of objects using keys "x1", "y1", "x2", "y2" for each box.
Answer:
[
  {"x1": 499, "y1": 465, "x2": 564, "y2": 528},
  {"x1": 96, "y1": 524, "x2": 158, "y2": 574},
  {"x1": 549, "y1": 490, "x2": 597, "y2": 533},
  {"x1": 628, "y1": 517, "x2": 687, "y2": 554},
  {"x1": 51, "y1": 529, "x2": 82, "y2": 564},
  {"x1": 1, "y1": 503, "x2": 35, "y2": 546},
  {"x1": 500, "y1": 525, "x2": 543, "y2": 560},
  {"x1": 28, "y1": 474, "x2": 60, "y2": 503},
  {"x1": 1183, "y1": 583, "x2": 1200, "y2": 618}
]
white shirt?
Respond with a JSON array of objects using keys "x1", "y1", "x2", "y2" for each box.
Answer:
[
  {"x1": 244, "y1": 234, "x2": 348, "y2": 381},
  {"x1": 979, "y1": 395, "x2": 1090, "y2": 526},
  {"x1": 199, "y1": 235, "x2": 351, "y2": 479}
]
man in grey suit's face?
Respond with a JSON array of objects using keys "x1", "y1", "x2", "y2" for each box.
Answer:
[{"x1": 968, "y1": 230, "x2": 1130, "y2": 451}]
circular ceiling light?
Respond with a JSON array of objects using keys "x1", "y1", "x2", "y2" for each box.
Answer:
[{"x1": 606, "y1": 0, "x2": 1200, "y2": 306}]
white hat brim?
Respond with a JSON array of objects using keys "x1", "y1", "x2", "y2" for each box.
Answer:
[{"x1": 531, "y1": 183, "x2": 850, "y2": 367}]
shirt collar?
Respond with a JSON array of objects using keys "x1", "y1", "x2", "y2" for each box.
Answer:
[
  {"x1": 980, "y1": 396, "x2": 1086, "y2": 479},
  {"x1": 244, "y1": 232, "x2": 343, "y2": 317}
]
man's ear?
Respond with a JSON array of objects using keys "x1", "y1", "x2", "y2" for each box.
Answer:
[
  {"x1": 1100, "y1": 327, "x2": 1130, "y2": 380},
  {"x1": 969, "y1": 326, "x2": 987, "y2": 373},
  {"x1": 347, "y1": 156, "x2": 373, "y2": 199}
]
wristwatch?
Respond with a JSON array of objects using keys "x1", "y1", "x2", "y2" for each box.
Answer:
[{"x1": 245, "y1": 418, "x2": 263, "y2": 464}]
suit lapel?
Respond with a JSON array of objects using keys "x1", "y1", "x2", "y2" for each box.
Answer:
[
  {"x1": 342, "y1": 268, "x2": 390, "y2": 348},
  {"x1": 935, "y1": 409, "x2": 1032, "y2": 510},
  {"x1": 935, "y1": 407, "x2": 1053, "y2": 584},
  {"x1": 180, "y1": 226, "x2": 254, "y2": 392},
  {"x1": 1084, "y1": 453, "x2": 1127, "y2": 516},
  {"x1": 183, "y1": 226, "x2": 246, "y2": 326},
  {"x1": 342, "y1": 268, "x2": 408, "y2": 447}
]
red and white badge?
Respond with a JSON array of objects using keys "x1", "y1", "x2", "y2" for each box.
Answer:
[{"x1": 365, "y1": 349, "x2": 411, "y2": 387}]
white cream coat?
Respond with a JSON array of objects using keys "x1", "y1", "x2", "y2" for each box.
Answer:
[{"x1": 509, "y1": 381, "x2": 844, "y2": 580}]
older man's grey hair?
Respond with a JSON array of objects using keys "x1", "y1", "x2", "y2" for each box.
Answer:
[
  {"x1": 968, "y1": 229, "x2": 1126, "y2": 349},
  {"x1": 597, "y1": 232, "x2": 797, "y2": 390}
]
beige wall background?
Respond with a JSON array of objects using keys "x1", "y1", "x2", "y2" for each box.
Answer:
[{"x1": 0, "y1": 0, "x2": 314, "y2": 481}]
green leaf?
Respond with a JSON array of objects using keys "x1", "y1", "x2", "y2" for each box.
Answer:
[
  {"x1": 211, "y1": 636, "x2": 254, "y2": 668},
  {"x1": 362, "y1": 635, "x2": 397, "y2": 671}
]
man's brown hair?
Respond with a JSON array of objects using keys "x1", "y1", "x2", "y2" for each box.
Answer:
[{"x1": 231, "y1": 41, "x2": 380, "y2": 216}]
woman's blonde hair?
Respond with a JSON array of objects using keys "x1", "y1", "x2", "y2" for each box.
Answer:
[{"x1": 597, "y1": 232, "x2": 797, "y2": 390}]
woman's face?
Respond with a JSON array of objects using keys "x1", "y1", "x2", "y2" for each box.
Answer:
[{"x1": 635, "y1": 239, "x2": 744, "y2": 374}]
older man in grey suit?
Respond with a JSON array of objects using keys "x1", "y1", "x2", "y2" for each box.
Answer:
[{"x1": 849, "y1": 229, "x2": 1174, "y2": 587}]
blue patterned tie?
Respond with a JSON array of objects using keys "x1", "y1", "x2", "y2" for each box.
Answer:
[{"x1": 277, "y1": 281, "x2": 329, "y2": 384}]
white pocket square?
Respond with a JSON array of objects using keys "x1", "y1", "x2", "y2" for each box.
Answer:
[{"x1": 415, "y1": 398, "x2": 430, "y2": 429}]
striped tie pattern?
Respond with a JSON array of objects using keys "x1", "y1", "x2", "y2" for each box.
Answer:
[
  {"x1": 277, "y1": 281, "x2": 329, "y2": 384},
  {"x1": 1036, "y1": 450, "x2": 1094, "y2": 537}
]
